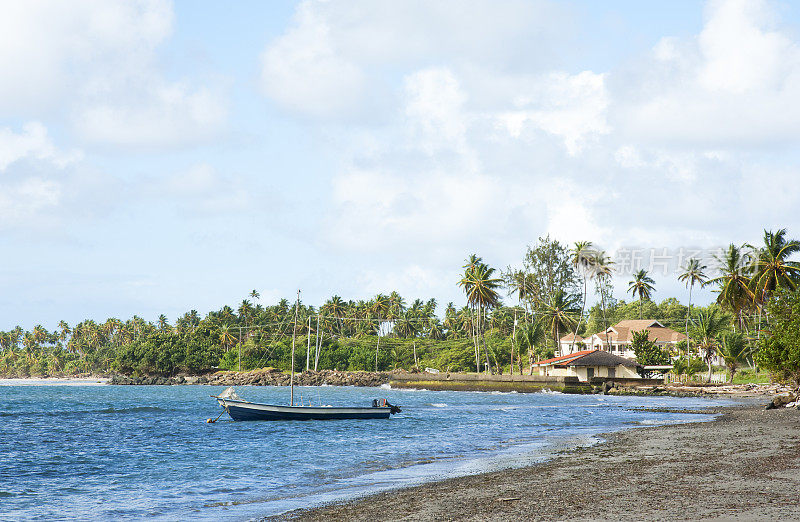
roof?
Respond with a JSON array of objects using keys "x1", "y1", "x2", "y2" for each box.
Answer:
[
  {"x1": 583, "y1": 320, "x2": 686, "y2": 345},
  {"x1": 533, "y1": 350, "x2": 595, "y2": 367},
  {"x1": 555, "y1": 350, "x2": 641, "y2": 368},
  {"x1": 615, "y1": 319, "x2": 665, "y2": 329}
]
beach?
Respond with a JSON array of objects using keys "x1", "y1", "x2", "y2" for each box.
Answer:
[{"x1": 278, "y1": 403, "x2": 800, "y2": 521}]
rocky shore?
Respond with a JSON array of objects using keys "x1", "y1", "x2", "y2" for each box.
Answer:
[{"x1": 108, "y1": 369, "x2": 398, "y2": 387}]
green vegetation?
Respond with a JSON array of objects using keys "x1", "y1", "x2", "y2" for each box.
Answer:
[
  {"x1": 631, "y1": 330, "x2": 671, "y2": 366},
  {"x1": 1, "y1": 228, "x2": 799, "y2": 384},
  {"x1": 756, "y1": 290, "x2": 800, "y2": 386}
]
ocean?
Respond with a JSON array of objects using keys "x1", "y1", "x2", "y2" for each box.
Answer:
[{"x1": 0, "y1": 381, "x2": 733, "y2": 520}]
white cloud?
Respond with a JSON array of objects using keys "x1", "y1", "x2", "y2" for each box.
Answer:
[
  {"x1": 617, "y1": 0, "x2": 800, "y2": 147},
  {"x1": 357, "y1": 265, "x2": 445, "y2": 300},
  {"x1": 260, "y1": 2, "x2": 367, "y2": 119},
  {"x1": 403, "y1": 68, "x2": 471, "y2": 157},
  {"x1": 0, "y1": 122, "x2": 81, "y2": 171},
  {"x1": 157, "y1": 163, "x2": 254, "y2": 216},
  {"x1": 0, "y1": 178, "x2": 61, "y2": 226},
  {"x1": 75, "y1": 82, "x2": 226, "y2": 147},
  {"x1": 544, "y1": 179, "x2": 610, "y2": 244},
  {"x1": 0, "y1": 0, "x2": 226, "y2": 147},
  {"x1": 494, "y1": 71, "x2": 609, "y2": 155},
  {"x1": 259, "y1": 0, "x2": 571, "y2": 120}
]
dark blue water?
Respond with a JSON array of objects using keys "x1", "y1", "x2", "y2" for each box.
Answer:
[{"x1": 0, "y1": 381, "x2": 733, "y2": 520}]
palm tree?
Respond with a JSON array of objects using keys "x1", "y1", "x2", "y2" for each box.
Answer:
[
  {"x1": 516, "y1": 321, "x2": 546, "y2": 374},
  {"x1": 692, "y1": 309, "x2": 728, "y2": 383},
  {"x1": 590, "y1": 251, "x2": 614, "y2": 346},
  {"x1": 628, "y1": 269, "x2": 655, "y2": 319},
  {"x1": 707, "y1": 244, "x2": 754, "y2": 331},
  {"x1": 750, "y1": 228, "x2": 800, "y2": 308},
  {"x1": 249, "y1": 289, "x2": 260, "y2": 301},
  {"x1": 678, "y1": 258, "x2": 708, "y2": 361},
  {"x1": 716, "y1": 332, "x2": 750, "y2": 382},
  {"x1": 459, "y1": 256, "x2": 503, "y2": 373},
  {"x1": 539, "y1": 289, "x2": 579, "y2": 356},
  {"x1": 219, "y1": 324, "x2": 236, "y2": 352},
  {"x1": 570, "y1": 241, "x2": 596, "y2": 351},
  {"x1": 505, "y1": 269, "x2": 536, "y2": 321},
  {"x1": 370, "y1": 294, "x2": 391, "y2": 371},
  {"x1": 322, "y1": 295, "x2": 346, "y2": 334},
  {"x1": 388, "y1": 291, "x2": 406, "y2": 321},
  {"x1": 158, "y1": 314, "x2": 170, "y2": 332},
  {"x1": 57, "y1": 321, "x2": 71, "y2": 346}
]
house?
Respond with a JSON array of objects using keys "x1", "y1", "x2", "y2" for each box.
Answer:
[
  {"x1": 531, "y1": 349, "x2": 642, "y2": 381},
  {"x1": 559, "y1": 320, "x2": 686, "y2": 359}
]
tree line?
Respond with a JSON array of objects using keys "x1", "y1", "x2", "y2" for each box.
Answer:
[{"x1": 1, "y1": 229, "x2": 798, "y2": 385}]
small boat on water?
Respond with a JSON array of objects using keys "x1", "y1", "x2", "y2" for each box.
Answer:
[
  {"x1": 209, "y1": 290, "x2": 401, "y2": 422},
  {"x1": 212, "y1": 387, "x2": 401, "y2": 421}
]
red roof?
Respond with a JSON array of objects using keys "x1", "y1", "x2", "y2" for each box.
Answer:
[{"x1": 533, "y1": 350, "x2": 595, "y2": 366}]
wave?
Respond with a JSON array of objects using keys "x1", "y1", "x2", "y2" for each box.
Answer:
[
  {"x1": 0, "y1": 406, "x2": 165, "y2": 418},
  {"x1": 379, "y1": 383, "x2": 391, "y2": 390},
  {"x1": 429, "y1": 403, "x2": 447, "y2": 408}
]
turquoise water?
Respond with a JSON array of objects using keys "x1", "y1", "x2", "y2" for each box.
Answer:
[{"x1": 0, "y1": 382, "x2": 733, "y2": 520}]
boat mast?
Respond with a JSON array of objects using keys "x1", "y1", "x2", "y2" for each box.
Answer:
[{"x1": 290, "y1": 289, "x2": 300, "y2": 406}]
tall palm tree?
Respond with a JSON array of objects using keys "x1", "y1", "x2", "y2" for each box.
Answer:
[
  {"x1": 570, "y1": 241, "x2": 596, "y2": 351},
  {"x1": 590, "y1": 251, "x2": 614, "y2": 346},
  {"x1": 628, "y1": 269, "x2": 655, "y2": 319},
  {"x1": 539, "y1": 289, "x2": 579, "y2": 356},
  {"x1": 219, "y1": 324, "x2": 236, "y2": 352},
  {"x1": 388, "y1": 291, "x2": 406, "y2": 321},
  {"x1": 459, "y1": 256, "x2": 502, "y2": 373},
  {"x1": 707, "y1": 244, "x2": 754, "y2": 331},
  {"x1": 57, "y1": 320, "x2": 71, "y2": 346},
  {"x1": 678, "y1": 258, "x2": 708, "y2": 361},
  {"x1": 516, "y1": 320, "x2": 546, "y2": 374},
  {"x1": 505, "y1": 269, "x2": 536, "y2": 321},
  {"x1": 158, "y1": 314, "x2": 171, "y2": 332},
  {"x1": 750, "y1": 228, "x2": 800, "y2": 308},
  {"x1": 370, "y1": 294, "x2": 391, "y2": 371},
  {"x1": 322, "y1": 295, "x2": 346, "y2": 334}
]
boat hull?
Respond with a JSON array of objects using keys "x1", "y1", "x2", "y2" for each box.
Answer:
[{"x1": 217, "y1": 399, "x2": 392, "y2": 421}]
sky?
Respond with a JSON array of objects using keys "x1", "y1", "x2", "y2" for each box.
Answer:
[{"x1": 2, "y1": 0, "x2": 800, "y2": 330}]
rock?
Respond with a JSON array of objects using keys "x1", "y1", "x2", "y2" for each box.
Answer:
[{"x1": 771, "y1": 394, "x2": 797, "y2": 409}]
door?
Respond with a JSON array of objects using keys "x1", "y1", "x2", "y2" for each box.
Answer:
[
  {"x1": 586, "y1": 367, "x2": 594, "y2": 380},
  {"x1": 608, "y1": 367, "x2": 616, "y2": 378}
]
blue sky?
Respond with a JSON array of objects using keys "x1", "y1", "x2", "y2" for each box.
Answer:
[{"x1": 2, "y1": 0, "x2": 800, "y2": 330}]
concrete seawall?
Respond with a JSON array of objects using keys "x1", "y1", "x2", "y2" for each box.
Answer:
[
  {"x1": 390, "y1": 373, "x2": 591, "y2": 393},
  {"x1": 389, "y1": 373, "x2": 666, "y2": 394}
]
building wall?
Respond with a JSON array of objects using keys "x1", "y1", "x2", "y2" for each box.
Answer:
[{"x1": 534, "y1": 364, "x2": 640, "y2": 381}]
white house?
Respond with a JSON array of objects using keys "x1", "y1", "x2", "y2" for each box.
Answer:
[{"x1": 559, "y1": 320, "x2": 687, "y2": 359}]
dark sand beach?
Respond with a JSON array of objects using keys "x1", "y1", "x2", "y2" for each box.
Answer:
[{"x1": 276, "y1": 404, "x2": 800, "y2": 521}]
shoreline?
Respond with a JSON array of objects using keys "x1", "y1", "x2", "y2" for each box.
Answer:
[
  {"x1": 0, "y1": 376, "x2": 108, "y2": 385},
  {"x1": 273, "y1": 402, "x2": 800, "y2": 521}
]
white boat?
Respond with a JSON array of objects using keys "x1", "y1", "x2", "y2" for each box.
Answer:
[{"x1": 210, "y1": 290, "x2": 401, "y2": 422}]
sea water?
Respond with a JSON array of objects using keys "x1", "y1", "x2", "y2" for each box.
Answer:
[{"x1": 0, "y1": 382, "x2": 735, "y2": 520}]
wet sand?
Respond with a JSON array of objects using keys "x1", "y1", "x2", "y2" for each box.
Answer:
[{"x1": 275, "y1": 404, "x2": 800, "y2": 521}]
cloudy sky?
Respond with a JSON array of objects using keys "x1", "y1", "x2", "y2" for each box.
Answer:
[{"x1": 2, "y1": 0, "x2": 799, "y2": 330}]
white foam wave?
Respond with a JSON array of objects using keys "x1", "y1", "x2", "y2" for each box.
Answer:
[
  {"x1": 379, "y1": 383, "x2": 391, "y2": 390},
  {"x1": 429, "y1": 403, "x2": 447, "y2": 408}
]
